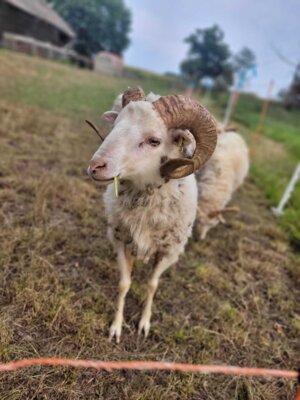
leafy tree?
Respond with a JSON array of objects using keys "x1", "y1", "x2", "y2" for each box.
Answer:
[
  {"x1": 180, "y1": 25, "x2": 233, "y2": 89},
  {"x1": 48, "y1": 0, "x2": 131, "y2": 56},
  {"x1": 233, "y1": 47, "x2": 256, "y2": 71}
]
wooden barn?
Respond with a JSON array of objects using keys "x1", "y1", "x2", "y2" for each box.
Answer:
[{"x1": 0, "y1": 0, "x2": 75, "y2": 47}]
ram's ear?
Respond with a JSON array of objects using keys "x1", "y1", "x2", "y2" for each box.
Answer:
[
  {"x1": 101, "y1": 111, "x2": 119, "y2": 124},
  {"x1": 170, "y1": 129, "x2": 194, "y2": 145},
  {"x1": 170, "y1": 129, "x2": 196, "y2": 158}
]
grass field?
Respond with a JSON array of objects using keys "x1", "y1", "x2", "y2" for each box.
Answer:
[
  {"x1": 0, "y1": 50, "x2": 299, "y2": 400},
  {"x1": 0, "y1": 51, "x2": 181, "y2": 119}
]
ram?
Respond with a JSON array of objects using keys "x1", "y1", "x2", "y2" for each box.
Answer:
[
  {"x1": 87, "y1": 87, "x2": 217, "y2": 342},
  {"x1": 194, "y1": 131, "x2": 249, "y2": 239}
]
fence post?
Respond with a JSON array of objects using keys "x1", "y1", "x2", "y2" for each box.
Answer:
[
  {"x1": 250, "y1": 80, "x2": 275, "y2": 155},
  {"x1": 272, "y1": 163, "x2": 300, "y2": 216},
  {"x1": 222, "y1": 90, "x2": 240, "y2": 128}
]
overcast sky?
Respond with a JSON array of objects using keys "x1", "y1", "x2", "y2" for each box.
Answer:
[{"x1": 124, "y1": 0, "x2": 300, "y2": 97}]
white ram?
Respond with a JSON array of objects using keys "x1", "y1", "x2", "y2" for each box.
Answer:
[{"x1": 87, "y1": 87, "x2": 217, "y2": 342}]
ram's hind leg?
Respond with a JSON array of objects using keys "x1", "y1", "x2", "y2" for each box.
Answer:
[
  {"x1": 138, "y1": 252, "x2": 179, "y2": 338},
  {"x1": 109, "y1": 244, "x2": 133, "y2": 343}
]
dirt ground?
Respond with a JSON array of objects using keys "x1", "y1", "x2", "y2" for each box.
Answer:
[{"x1": 0, "y1": 102, "x2": 299, "y2": 399}]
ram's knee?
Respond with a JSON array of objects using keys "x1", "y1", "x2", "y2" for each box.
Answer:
[
  {"x1": 119, "y1": 279, "x2": 131, "y2": 293},
  {"x1": 148, "y1": 279, "x2": 158, "y2": 295}
]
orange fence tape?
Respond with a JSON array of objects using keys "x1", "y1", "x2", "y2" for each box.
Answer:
[
  {"x1": 0, "y1": 358, "x2": 298, "y2": 398},
  {"x1": 0, "y1": 358, "x2": 297, "y2": 377}
]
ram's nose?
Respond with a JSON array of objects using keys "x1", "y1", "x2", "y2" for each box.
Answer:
[{"x1": 87, "y1": 160, "x2": 107, "y2": 177}]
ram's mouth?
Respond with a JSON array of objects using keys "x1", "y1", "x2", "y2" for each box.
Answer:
[{"x1": 91, "y1": 176, "x2": 114, "y2": 183}]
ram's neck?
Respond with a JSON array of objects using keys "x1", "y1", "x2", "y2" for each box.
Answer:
[
  {"x1": 122, "y1": 171, "x2": 166, "y2": 191},
  {"x1": 118, "y1": 175, "x2": 191, "y2": 202}
]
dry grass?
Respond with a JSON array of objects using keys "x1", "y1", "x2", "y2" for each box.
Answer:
[
  {"x1": 0, "y1": 100, "x2": 299, "y2": 400},
  {"x1": 0, "y1": 51, "x2": 299, "y2": 399}
]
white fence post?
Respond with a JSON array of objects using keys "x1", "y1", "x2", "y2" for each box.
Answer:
[
  {"x1": 272, "y1": 163, "x2": 300, "y2": 216},
  {"x1": 222, "y1": 90, "x2": 239, "y2": 128}
]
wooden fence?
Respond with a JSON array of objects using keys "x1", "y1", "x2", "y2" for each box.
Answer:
[{"x1": 1, "y1": 32, "x2": 93, "y2": 69}]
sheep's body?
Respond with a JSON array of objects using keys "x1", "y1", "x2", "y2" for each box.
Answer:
[
  {"x1": 89, "y1": 96, "x2": 204, "y2": 342},
  {"x1": 195, "y1": 131, "x2": 249, "y2": 239},
  {"x1": 104, "y1": 175, "x2": 197, "y2": 263},
  {"x1": 104, "y1": 176, "x2": 197, "y2": 341}
]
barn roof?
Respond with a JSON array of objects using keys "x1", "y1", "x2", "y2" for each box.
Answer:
[{"x1": 4, "y1": 0, "x2": 75, "y2": 38}]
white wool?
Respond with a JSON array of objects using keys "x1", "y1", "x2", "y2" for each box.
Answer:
[{"x1": 104, "y1": 175, "x2": 197, "y2": 262}]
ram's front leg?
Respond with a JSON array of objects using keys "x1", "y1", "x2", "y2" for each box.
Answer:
[
  {"x1": 109, "y1": 244, "x2": 133, "y2": 343},
  {"x1": 138, "y1": 252, "x2": 179, "y2": 338}
]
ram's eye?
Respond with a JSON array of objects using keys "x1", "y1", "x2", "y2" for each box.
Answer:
[{"x1": 148, "y1": 138, "x2": 161, "y2": 147}]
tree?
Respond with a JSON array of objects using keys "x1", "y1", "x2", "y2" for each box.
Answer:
[
  {"x1": 283, "y1": 64, "x2": 300, "y2": 109},
  {"x1": 233, "y1": 47, "x2": 256, "y2": 71},
  {"x1": 180, "y1": 25, "x2": 233, "y2": 89},
  {"x1": 48, "y1": 0, "x2": 131, "y2": 56}
]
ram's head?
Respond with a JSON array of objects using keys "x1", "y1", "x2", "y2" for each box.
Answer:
[
  {"x1": 87, "y1": 87, "x2": 217, "y2": 185},
  {"x1": 196, "y1": 206, "x2": 240, "y2": 240}
]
